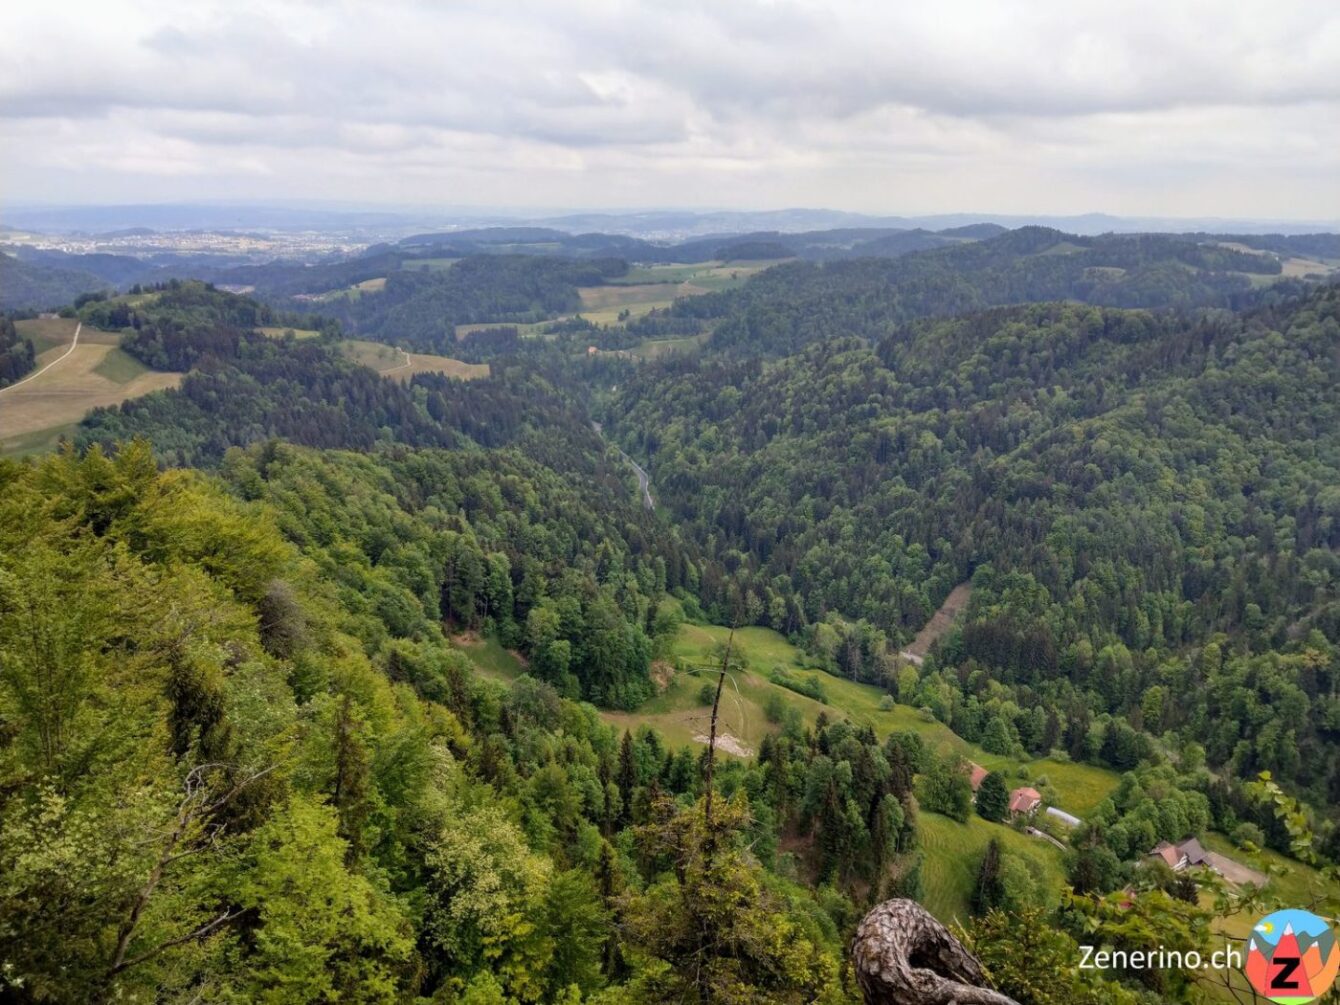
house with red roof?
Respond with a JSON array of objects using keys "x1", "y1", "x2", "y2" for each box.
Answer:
[
  {"x1": 1008, "y1": 786, "x2": 1042, "y2": 817},
  {"x1": 966, "y1": 762, "x2": 988, "y2": 793}
]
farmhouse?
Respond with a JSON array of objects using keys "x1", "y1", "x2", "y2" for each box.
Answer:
[
  {"x1": 966, "y1": 762, "x2": 988, "y2": 793},
  {"x1": 1150, "y1": 837, "x2": 1208, "y2": 871},
  {"x1": 1147, "y1": 838, "x2": 1268, "y2": 887},
  {"x1": 1008, "y1": 786, "x2": 1042, "y2": 816}
]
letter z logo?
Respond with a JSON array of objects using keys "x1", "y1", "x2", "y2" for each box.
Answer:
[{"x1": 1270, "y1": 956, "x2": 1301, "y2": 990}]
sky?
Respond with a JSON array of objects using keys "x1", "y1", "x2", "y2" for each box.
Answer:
[{"x1": 2, "y1": 0, "x2": 1337, "y2": 221}]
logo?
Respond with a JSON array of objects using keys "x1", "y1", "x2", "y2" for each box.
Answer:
[{"x1": 1245, "y1": 909, "x2": 1339, "y2": 1003}]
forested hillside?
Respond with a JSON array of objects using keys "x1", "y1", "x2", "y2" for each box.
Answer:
[
  {"x1": 0, "y1": 443, "x2": 928, "y2": 1003},
  {"x1": 326, "y1": 256, "x2": 627, "y2": 353},
  {"x1": 647, "y1": 228, "x2": 1308, "y2": 355},
  {"x1": 0, "y1": 252, "x2": 109, "y2": 311},
  {"x1": 606, "y1": 286, "x2": 1340, "y2": 800},
  {"x1": 73, "y1": 281, "x2": 618, "y2": 465}
]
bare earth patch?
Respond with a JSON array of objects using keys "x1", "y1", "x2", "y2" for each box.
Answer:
[
  {"x1": 902, "y1": 581, "x2": 973, "y2": 662},
  {"x1": 694, "y1": 732, "x2": 754, "y2": 758},
  {"x1": 650, "y1": 660, "x2": 675, "y2": 693}
]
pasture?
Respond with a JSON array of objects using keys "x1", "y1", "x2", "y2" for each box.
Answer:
[
  {"x1": 455, "y1": 320, "x2": 555, "y2": 340},
  {"x1": 338, "y1": 339, "x2": 488, "y2": 381},
  {"x1": 629, "y1": 333, "x2": 710, "y2": 359},
  {"x1": 918, "y1": 812, "x2": 1067, "y2": 924},
  {"x1": 297, "y1": 276, "x2": 388, "y2": 303},
  {"x1": 257, "y1": 326, "x2": 321, "y2": 339},
  {"x1": 402, "y1": 258, "x2": 459, "y2": 271},
  {"x1": 612, "y1": 260, "x2": 778, "y2": 290},
  {"x1": 457, "y1": 607, "x2": 1117, "y2": 818},
  {"x1": 1, "y1": 319, "x2": 183, "y2": 455},
  {"x1": 452, "y1": 613, "x2": 1117, "y2": 927}
]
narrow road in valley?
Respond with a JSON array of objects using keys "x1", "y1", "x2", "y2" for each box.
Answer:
[
  {"x1": 0, "y1": 322, "x2": 81, "y2": 396},
  {"x1": 592, "y1": 421, "x2": 654, "y2": 511}
]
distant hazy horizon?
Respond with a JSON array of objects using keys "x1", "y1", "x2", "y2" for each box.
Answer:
[{"x1": 4, "y1": 202, "x2": 1338, "y2": 241}]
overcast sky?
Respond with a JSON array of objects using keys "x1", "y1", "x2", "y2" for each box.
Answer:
[{"x1": 2, "y1": 0, "x2": 1337, "y2": 220}]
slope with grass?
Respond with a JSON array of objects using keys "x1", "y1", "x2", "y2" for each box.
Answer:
[
  {"x1": 918, "y1": 812, "x2": 1068, "y2": 924},
  {"x1": 1, "y1": 319, "x2": 184, "y2": 455},
  {"x1": 452, "y1": 614, "x2": 1118, "y2": 928},
  {"x1": 338, "y1": 338, "x2": 489, "y2": 380}
]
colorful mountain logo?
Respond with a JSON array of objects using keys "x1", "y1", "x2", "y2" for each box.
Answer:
[{"x1": 1245, "y1": 909, "x2": 1339, "y2": 1003}]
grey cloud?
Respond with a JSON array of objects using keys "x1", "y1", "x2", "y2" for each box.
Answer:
[{"x1": 0, "y1": 0, "x2": 1336, "y2": 216}]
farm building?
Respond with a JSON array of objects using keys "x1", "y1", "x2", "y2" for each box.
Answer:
[{"x1": 1008, "y1": 786, "x2": 1042, "y2": 816}]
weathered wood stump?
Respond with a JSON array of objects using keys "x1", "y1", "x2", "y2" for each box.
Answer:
[{"x1": 851, "y1": 899, "x2": 1020, "y2": 1005}]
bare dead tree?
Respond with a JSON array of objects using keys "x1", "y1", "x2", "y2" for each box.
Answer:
[
  {"x1": 97, "y1": 761, "x2": 278, "y2": 1003},
  {"x1": 701, "y1": 624, "x2": 735, "y2": 843},
  {"x1": 852, "y1": 899, "x2": 1019, "y2": 1005}
]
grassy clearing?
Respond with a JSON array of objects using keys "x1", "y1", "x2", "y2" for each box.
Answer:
[
  {"x1": 630, "y1": 334, "x2": 710, "y2": 360},
  {"x1": 455, "y1": 320, "x2": 556, "y2": 341},
  {"x1": 402, "y1": 258, "x2": 459, "y2": 271},
  {"x1": 395, "y1": 353, "x2": 488, "y2": 382},
  {"x1": 0, "y1": 422, "x2": 80, "y2": 457},
  {"x1": 579, "y1": 284, "x2": 677, "y2": 310},
  {"x1": 611, "y1": 261, "x2": 777, "y2": 290},
  {"x1": 919, "y1": 812, "x2": 1067, "y2": 924},
  {"x1": 338, "y1": 339, "x2": 406, "y2": 371},
  {"x1": 337, "y1": 339, "x2": 488, "y2": 381},
  {"x1": 665, "y1": 620, "x2": 1117, "y2": 814},
  {"x1": 575, "y1": 285, "x2": 675, "y2": 326},
  {"x1": 257, "y1": 326, "x2": 322, "y2": 339},
  {"x1": 451, "y1": 616, "x2": 1121, "y2": 928},
  {"x1": 1281, "y1": 256, "x2": 1336, "y2": 278},
  {"x1": 15, "y1": 317, "x2": 80, "y2": 356},
  {"x1": 613, "y1": 263, "x2": 710, "y2": 285},
  {"x1": 1201, "y1": 832, "x2": 1340, "y2": 935},
  {"x1": 456, "y1": 636, "x2": 526, "y2": 682},
  {"x1": 582, "y1": 302, "x2": 673, "y2": 326},
  {"x1": 1, "y1": 327, "x2": 183, "y2": 454},
  {"x1": 90, "y1": 347, "x2": 152, "y2": 383},
  {"x1": 576, "y1": 265, "x2": 768, "y2": 326},
  {"x1": 458, "y1": 610, "x2": 1119, "y2": 816}
]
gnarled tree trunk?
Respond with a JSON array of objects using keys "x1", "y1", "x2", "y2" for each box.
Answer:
[{"x1": 852, "y1": 899, "x2": 1019, "y2": 1005}]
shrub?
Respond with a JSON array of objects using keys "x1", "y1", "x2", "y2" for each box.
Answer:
[{"x1": 1232, "y1": 822, "x2": 1265, "y2": 849}]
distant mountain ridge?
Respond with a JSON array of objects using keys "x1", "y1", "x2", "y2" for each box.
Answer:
[{"x1": 4, "y1": 203, "x2": 1338, "y2": 237}]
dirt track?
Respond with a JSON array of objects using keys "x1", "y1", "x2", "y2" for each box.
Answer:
[{"x1": 901, "y1": 582, "x2": 972, "y2": 662}]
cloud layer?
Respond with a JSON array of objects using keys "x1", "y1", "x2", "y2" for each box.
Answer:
[{"x1": 2, "y1": 0, "x2": 1337, "y2": 218}]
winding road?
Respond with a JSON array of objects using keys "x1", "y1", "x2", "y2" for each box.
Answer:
[
  {"x1": 0, "y1": 322, "x2": 81, "y2": 396},
  {"x1": 592, "y1": 421, "x2": 654, "y2": 511}
]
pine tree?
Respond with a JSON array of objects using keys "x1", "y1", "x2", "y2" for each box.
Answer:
[
  {"x1": 616, "y1": 730, "x2": 637, "y2": 826},
  {"x1": 971, "y1": 838, "x2": 1006, "y2": 916},
  {"x1": 975, "y1": 771, "x2": 1009, "y2": 823}
]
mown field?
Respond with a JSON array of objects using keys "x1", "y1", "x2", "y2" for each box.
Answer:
[
  {"x1": 257, "y1": 325, "x2": 322, "y2": 339},
  {"x1": 0, "y1": 319, "x2": 184, "y2": 456},
  {"x1": 919, "y1": 812, "x2": 1067, "y2": 924},
  {"x1": 610, "y1": 260, "x2": 780, "y2": 290},
  {"x1": 338, "y1": 338, "x2": 488, "y2": 381},
  {"x1": 298, "y1": 277, "x2": 388, "y2": 303},
  {"x1": 451, "y1": 262, "x2": 776, "y2": 346},
  {"x1": 455, "y1": 320, "x2": 556, "y2": 340}
]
